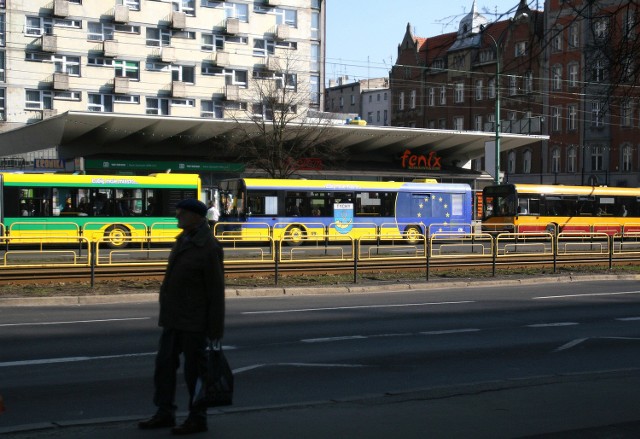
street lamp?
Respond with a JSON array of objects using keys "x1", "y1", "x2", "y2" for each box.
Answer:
[{"x1": 481, "y1": 12, "x2": 528, "y2": 185}]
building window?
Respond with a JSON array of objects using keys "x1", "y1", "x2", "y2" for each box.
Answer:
[
  {"x1": 88, "y1": 22, "x2": 115, "y2": 41},
  {"x1": 171, "y1": 0, "x2": 195, "y2": 16},
  {"x1": 225, "y1": 2, "x2": 249, "y2": 22},
  {"x1": 551, "y1": 28, "x2": 563, "y2": 52},
  {"x1": 439, "y1": 85, "x2": 446, "y2": 105},
  {"x1": 311, "y1": 11, "x2": 319, "y2": 39},
  {"x1": 201, "y1": 33, "x2": 224, "y2": 52},
  {"x1": 568, "y1": 105, "x2": 577, "y2": 131},
  {"x1": 367, "y1": 112, "x2": 373, "y2": 124},
  {"x1": 551, "y1": 147, "x2": 561, "y2": 173},
  {"x1": 488, "y1": 78, "x2": 495, "y2": 99},
  {"x1": 0, "y1": 13, "x2": 4, "y2": 46},
  {"x1": 428, "y1": 87, "x2": 435, "y2": 106},
  {"x1": 594, "y1": 17, "x2": 608, "y2": 39},
  {"x1": 523, "y1": 150, "x2": 532, "y2": 173},
  {"x1": 568, "y1": 23, "x2": 579, "y2": 48},
  {"x1": 454, "y1": 83, "x2": 464, "y2": 103},
  {"x1": 117, "y1": 0, "x2": 140, "y2": 10},
  {"x1": 171, "y1": 65, "x2": 195, "y2": 83},
  {"x1": 383, "y1": 110, "x2": 388, "y2": 125},
  {"x1": 593, "y1": 59, "x2": 605, "y2": 82},
  {"x1": 274, "y1": 8, "x2": 297, "y2": 27},
  {"x1": 509, "y1": 75, "x2": 518, "y2": 95},
  {"x1": 114, "y1": 60, "x2": 139, "y2": 79},
  {"x1": 310, "y1": 75, "x2": 319, "y2": 105},
  {"x1": 552, "y1": 106, "x2": 561, "y2": 132},
  {"x1": 310, "y1": 43, "x2": 319, "y2": 71},
  {"x1": 453, "y1": 116, "x2": 463, "y2": 130},
  {"x1": 146, "y1": 27, "x2": 171, "y2": 47},
  {"x1": 591, "y1": 101, "x2": 604, "y2": 127},
  {"x1": 26, "y1": 17, "x2": 80, "y2": 36},
  {"x1": 113, "y1": 94, "x2": 139, "y2": 104},
  {"x1": 88, "y1": 93, "x2": 114, "y2": 112},
  {"x1": 568, "y1": 63, "x2": 578, "y2": 87},
  {"x1": 0, "y1": 87, "x2": 4, "y2": 120},
  {"x1": 253, "y1": 39, "x2": 275, "y2": 57},
  {"x1": 622, "y1": 144, "x2": 633, "y2": 171},
  {"x1": 474, "y1": 114, "x2": 483, "y2": 131},
  {"x1": 475, "y1": 80, "x2": 483, "y2": 100},
  {"x1": 410, "y1": 90, "x2": 416, "y2": 109},
  {"x1": 621, "y1": 100, "x2": 633, "y2": 127},
  {"x1": 202, "y1": 67, "x2": 247, "y2": 87},
  {"x1": 591, "y1": 145, "x2": 604, "y2": 171},
  {"x1": 399, "y1": 91, "x2": 405, "y2": 110},
  {"x1": 515, "y1": 41, "x2": 528, "y2": 57},
  {"x1": 351, "y1": 94, "x2": 356, "y2": 105},
  {"x1": 507, "y1": 151, "x2": 516, "y2": 174},
  {"x1": 552, "y1": 65, "x2": 562, "y2": 91},
  {"x1": 25, "y1": 90, "x2": 53, "y2": 110},
  {"x1": 376, "y1": 111, "x2": 380, "y2": 122},
  {"x1": 0, "y1": 50, "x2": 4, "y2": 82},
  {"x1": 567, "y1": 146, "x2": 577, "y2": 173},
  {"x1": 524, "y1": 71, "x2": 533, "y2": 93},
  {"x1": 146, "y1": 97, "x2": 170, "y2": 115}
]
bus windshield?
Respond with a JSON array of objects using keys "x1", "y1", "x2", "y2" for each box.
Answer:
[{"x1": 483, "y1": 185, "x2": 517, "y2": 219}]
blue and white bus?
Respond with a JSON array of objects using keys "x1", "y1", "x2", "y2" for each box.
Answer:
[{"x1": 217, "y1": 178, "x2": 473, "y2": 244}]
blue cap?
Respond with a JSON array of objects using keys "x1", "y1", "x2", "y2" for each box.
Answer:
[{"x1": 176, "y1": 198, "x2": 207, "y2": 217}]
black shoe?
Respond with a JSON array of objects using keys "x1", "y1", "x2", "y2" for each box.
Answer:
[
  {"x1": 171, "y1": 418, "x2": 208, "y2": 435},
  {"x1": 138, "y1": 413, "x2": 176, "y2": 429}
]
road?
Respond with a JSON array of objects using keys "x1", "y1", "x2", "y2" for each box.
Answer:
[{"x1": 2, "y1": 280, "x2": 640, "y2": 434}]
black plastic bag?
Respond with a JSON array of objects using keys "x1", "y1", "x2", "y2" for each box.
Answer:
[{"x1": 193, "y1": 341, "x2": 233, "y2": 408}]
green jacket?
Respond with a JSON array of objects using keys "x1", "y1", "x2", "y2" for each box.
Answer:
[{"x1": 158, "y1": 220, "x2": 225, "y2": 339}]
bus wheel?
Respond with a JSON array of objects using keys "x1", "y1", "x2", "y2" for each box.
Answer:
[
  {"x1": 404, "y1": 225, "x2": 423, "y2": 245},
  {"x1": 105, "y1": 225, "x2": 131, "y2": 249},
  {"x1": 284, "y1": 224, "x2": 306, "y2": 246}
]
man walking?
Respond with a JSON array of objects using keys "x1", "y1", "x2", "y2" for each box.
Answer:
[{"x1": 139, "y1": 198, "x2": 225, "y2": 435}]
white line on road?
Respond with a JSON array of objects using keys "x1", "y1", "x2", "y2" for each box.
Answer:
[
  {"x1": 527, "y1": 322, "x2": 579, "y2": 328},
  {"x1": 233, "y1": 363, "x2": 368, "y2": 374},
  {"x1": 420, "y1": 329, "x2": 481, "y2": 335},
  {"x1": 533, "y1": 290, "x2": 640, "y2": 300},
  {"x1": 243, "y1": 301, "x2": 474, "y2": 315},
  {"x1": 302, "y1": 335, "x2": 367, "y2": 343},
  {"x1": 616, "y1": 317, "x2": 640, "y2": 321},
  {"x1": 0, "y1": 317, "x2": 151, "y2": 327},
  {"x1": 554, "y1": 338, "x2": 588, "y2": 352}
]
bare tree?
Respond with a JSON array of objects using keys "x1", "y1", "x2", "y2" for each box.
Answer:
[{"x1": 224, "y1": 51, "x2": 346, "y2": 179}]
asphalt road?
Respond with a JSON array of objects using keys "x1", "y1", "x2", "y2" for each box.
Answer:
[{"x1": 2, "y1": 279, "x2": 640, "y2": 435}]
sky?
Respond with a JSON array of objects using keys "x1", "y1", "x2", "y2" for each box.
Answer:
[{"x1": 325, "y1": 0, "x2": 542, "y2": 83}]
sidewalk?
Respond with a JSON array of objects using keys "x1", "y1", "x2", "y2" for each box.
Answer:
[{"x1": 3, "y1": 369, "x2": 640, "y2": 438}]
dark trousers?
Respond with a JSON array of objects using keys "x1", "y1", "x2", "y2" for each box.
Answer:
[{"x1": 153, "y1": 328, "x2": 207, "y2": 420}]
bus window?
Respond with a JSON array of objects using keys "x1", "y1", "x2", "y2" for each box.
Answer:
[
  {"x1": 356, "y1": 192, "x2": 393, "y2": 217},
  {"x1": 285, "y1": 192, "x2": 307, "y2": 216},
  {"x1": 246, "y1": 191, "x2": 277, "y2": 216}
]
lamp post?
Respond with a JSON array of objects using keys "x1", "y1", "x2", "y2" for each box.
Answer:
[{"x1": 484, "y1": 31, "x2": 501, "y2": 184}]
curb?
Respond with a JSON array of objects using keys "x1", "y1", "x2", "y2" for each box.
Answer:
[{"x1": 1, "y1": 273, "x2": 639, "y2": 307}]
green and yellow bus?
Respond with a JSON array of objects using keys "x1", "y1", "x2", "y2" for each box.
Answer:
[
  {"x1": 2, "y1": 172, "x2": 200, "y2": 247},
  {"x1": 482, "y1": 183, "x2": 640, "y2": 235}
]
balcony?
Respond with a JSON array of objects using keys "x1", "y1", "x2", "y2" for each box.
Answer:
[
  {"x1": 225, "y1": 84, "x2": 240, "y2": 101},
  {"x1": 114, "y1": 77, "x2": 129, "y2": 94},
  {"x1": 114, "y1": 4, "x2": 129, "y2": 23},
  {"x1": 53, "y1": 73, "x2": 69, "y2": 90},
  {"x1": 171, "y1": 11, "x2": 186, "y2": 29},
  {"x1": 53, "y1": 0, "x2": 69, "y2": 17},
  {"x1": 103, "y1": 40, "x2": 118, "y2": 57},
  {"x1": 210, "y1": 50, "x2": 229, "y2": 66},
  {"x1": 42, "y1": 35, "x2": 57, "y2": 52},
  {"x1": 160, "y1": 46, "x2": 176, "y2": 63},
  {"x1": 171, "y1": 81, "x2": 187, "y2": 98},
  {"x1": 225, "y1": 18, "x2": 239, "y2": 35},
  {"x1": 275, "y1": 24, "x2": 290, "y2": 40}
]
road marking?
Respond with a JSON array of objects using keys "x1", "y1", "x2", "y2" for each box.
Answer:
[
  {"x1": 233, "y1": 363, "x2": 367, "y2": 374},
  {"x1": 0, "y1": 317, "x2": 151, "y2": 327},
  {"x1": 554, "y1": 338, "x2": 588, "y2": 352},
  {"x1": 302, "y1": 335, "x2": 367, "y2": 343},
  {"x1": 243, "y1": 301, "x2": 474, "y2": 315},
  {"x1": 420, "y1": 328, "x2": 481, "y2": 335},
  {"x1": 527, "y1": 322, "x2": 578, "y2": 328},
  {"x1": 616, "y1": 317, "x2": 640, "y2": 321},
  {"x1": 533, "y1": 290, "x2": 640, "y2": 300},
  {"x1": 0, "y1": 346, "x2": 237, "y2": 368}
]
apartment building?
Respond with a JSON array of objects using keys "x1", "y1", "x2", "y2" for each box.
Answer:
[
  {"x1": 324, "y1": 76, "x2": 390, "y2": 126},
  {"x1": 0, "y1": 0, "x2": 324, "y2": 159},
  {"x1": 391, "y1": 0, "x2": 640, "y2": 187}
]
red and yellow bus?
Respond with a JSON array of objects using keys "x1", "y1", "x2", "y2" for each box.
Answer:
[
  {"x1": 2, "y1": 172, "x2": 201, "y2": 247},
  {"x1": 482, "y1": 183, "x2": 640, "y2": 235}
]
